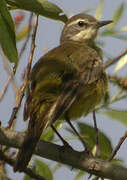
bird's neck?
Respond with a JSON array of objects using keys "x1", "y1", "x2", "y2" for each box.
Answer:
[
  {"x1": 61, "y1": 39, "x2": 102, "y2": 58},
  {"x1": 83, "y1": 39, "x2": 96, "y2": 48},
  {"x1": 88, "y1": 41, "x2": 102, "y2": 59},
  {"x1": 61, "y1": 39, "x2": 96, "y2": 47}
]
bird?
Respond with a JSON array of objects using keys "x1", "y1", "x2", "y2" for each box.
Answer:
[{"x1": 14, "y1": 13, "x2": 112, "y2": 171}]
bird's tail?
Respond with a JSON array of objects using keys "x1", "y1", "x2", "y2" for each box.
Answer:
[
  {"x1": 14, "y1": 132, "x2": 39, "y2": 171},
  {"x1": 14, "y1": 106, "x2": 50, "y2": 172},
  {"x1": 14, "y1": 78, "x2": 79, "y2": 172}
]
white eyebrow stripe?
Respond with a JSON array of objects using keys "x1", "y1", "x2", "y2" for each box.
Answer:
[{"x1": 66, "y1": 18, "x2": 86, "y2": 27}]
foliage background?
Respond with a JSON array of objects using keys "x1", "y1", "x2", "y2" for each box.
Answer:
[{"x1": 0, "y1": 0, "x2": 127, "y2": 180}]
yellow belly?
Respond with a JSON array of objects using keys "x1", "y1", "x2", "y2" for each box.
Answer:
[
  {"x1": 30, "y1": 71, "x2": 107, "y2": 122},
  {"x1": 68, "y1": 77, "x2": 107, "y2": 119}
]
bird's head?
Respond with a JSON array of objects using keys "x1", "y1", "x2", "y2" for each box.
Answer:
[{"x1": 60, "y1": 14, "x2": 112, "y2": 43}]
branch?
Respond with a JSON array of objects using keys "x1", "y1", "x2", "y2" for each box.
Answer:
[
  {"x1": 0, "y1": 128, "x2": 127, "y2": 180},
  {"x1": 108, "y1": 131, "x2": 127, "y2": 161},
  {"x1": 0, "y1": 150, "x2": 45, "y2": 180},
  {"x1": 8, "y1": 14, "x2": 39, "y2": 128},
  {"x1": 104, "y1": 48, "x2": 127, "y2": 69},
  {"x1": 108, "y1": 75, "x2": 127, "y2": 90},
  {"x1": 18, "y1": 13, "x2": 33, "y2": 60}
]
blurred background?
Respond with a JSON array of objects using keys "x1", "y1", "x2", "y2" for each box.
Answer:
[{"x1": 0, "y1": 0, "x2": 127, "y2": 179}]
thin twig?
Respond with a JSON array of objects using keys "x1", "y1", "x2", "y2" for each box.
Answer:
[
  {"x1": 25, "y1": 14, "x2": 38, "y2": 78},
  {"x1": 108, "y1": 131, "x2": 127, "y2": 161},
  {"x1": 0, "y1": 48, "x2": 19, "y2": 98},
  {"x1": 7, "y1": 14, "x2": 39, "y2": 129},
  {"x1": 0, "y1": 150, "x2": 46, "y2": 180},
  {"x1": 104, "y1": 48, "x2": 127, "y2": 69},
  {"x1": 108, "y1": 75, "x2": 127, "y2": 90},
  {"x1": 51, "y1": 125, "x2": 71, "y2": 147},
  {"x1": 95, "y1": 92, "x2": 127, "y2": 112},
  {"x1": 0, "y1": 76, "x2": 11, "y2": 100},
  {"x1": 88, "y1": 174, "x2": 92, "y2": 179},
  {"x1": 13, "y1": 13, "x2": 33, "y2": 74},
  {"x1": 93, "y1": 111, "x2": 101, "y2": 158},
  {"x1": 19, "y1": 13, "x2": 33, "y2": 59},
  {"x1": 111, "y1": 94, "x2": 127, "y2": 103},
  {"x1": 65, "y1": 113, "x2": 89, "y2": 152}
]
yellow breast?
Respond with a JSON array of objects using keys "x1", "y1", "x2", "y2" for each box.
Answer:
[{"x1": 68, "y1": 73, "x2": 108, "y2": 119}]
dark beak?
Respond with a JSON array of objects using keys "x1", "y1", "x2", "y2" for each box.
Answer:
[{"x1": 97, "y1": 20, "x2": 113, "y2": 28}]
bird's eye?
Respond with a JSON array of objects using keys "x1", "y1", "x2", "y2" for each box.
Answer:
[{"x1": 78, "y1": 21, "x2": 86, "y2": 27}]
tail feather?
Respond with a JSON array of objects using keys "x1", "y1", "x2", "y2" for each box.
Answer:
[
  {"x1": 14, "y1": 107, "x2": 50, "y2": 171},
  {"x1": 14, "y1": 80, "x2": 80, "y2": 172},
  {"x1": 14, "y1": 135, "x2": 38, "y2": 172}
]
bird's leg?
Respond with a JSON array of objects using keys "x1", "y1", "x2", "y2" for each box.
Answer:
[
  {"x1": 65, "y1": 113, "x2": 89, "y2": 153},
  {"x1": 93, "y1": 111, "x2": 101, "y2": 157},
  {"x1": 51, "y1": 125, "x2": 72, "y2": 148}
]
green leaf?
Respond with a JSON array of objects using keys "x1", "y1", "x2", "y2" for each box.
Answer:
[
  {"x1": 16, "y1": 25, "x2": 31, "y2": 41},
  {"x1": 101, "y1": 30, "x2": 127, "y2": 41},
  {"x1": 24, "y1": 174, "x2": 32, "y2": 180},
  {"x1": 107, "y1": 3, "x2": 124, "y2": 30},
  {"x1": 8, "y1": 5, "x2": 18, "y2": 11},
  {"x1": 103, "y1": 108, "x2": 127, "y2": 126},
  {"x1": 111, "y1": 34, "x2": 127, "y2": 41},
  {"x1": 74, "y1": 170, "x2": 85, "y2": 180},
  {"x1": 0, "y1": 0, "x2": 18, "y2": 63},
  {"x1": 100, "y1": 29, "x2": 117, "y2": 36},
  {"x1": 52, "y1": 163, "x2": 62, "y2": 173},
  {"x1": 41, "y1": 127, "x2": 54, "y2": 141},
  {"x1": 114, "y1": 53, "x2": 127, "y2": 73},
  {"x1": 24, "y1": 160, "x2": 53, "y2": 180},
  {"x1": 81, "y1": 8, "x2": 93, "y2": 14},
  {"x1": 41, "y1": 120, "x2": 63, "y2": 142},
  {"x1": 94, "y1": 0, "x2": 104, "y2": 20},
  {"x1": 6, "y1": 0, "x2": 68, "y2": 23},
  {"x1": 78, "y1": 122, "x2": 113, "y2": 159},
  {"x1": 24, "y1": 166, "x2": 36, "y2": 180},
  {"x1": 35, "y1": 160, "x2": 53, "y2": 180}
]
